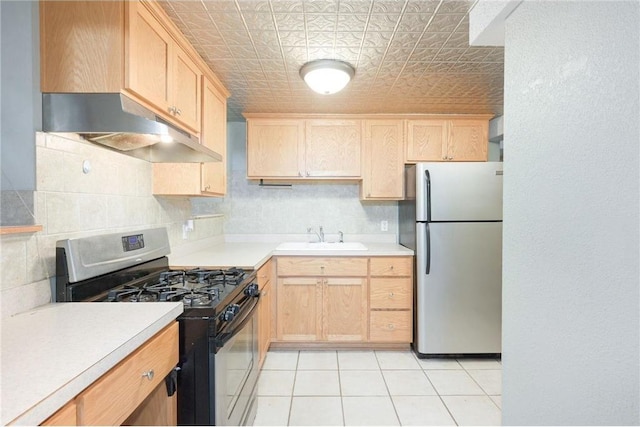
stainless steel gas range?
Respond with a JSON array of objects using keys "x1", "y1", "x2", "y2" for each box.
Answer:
[{"x1": 54, "y1": 228, "x2": 259, "y2": 426}]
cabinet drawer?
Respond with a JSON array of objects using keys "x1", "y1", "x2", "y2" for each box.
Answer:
[
  {"x1": 77, "y1": 322, "x2": 178, "y2": 425},
  {"x1": 369, "y1": 311, "x2": 412, "y2": 342},
  {"x1": 277, "y1": 257, "x2": 367, "y2": 276},
  {"x1": 257, "y1": 259, "x2": 272, "y2": 290},
  {"x1": 370, "y1": 257, "x2": 412, "y2": 277},
  {"x1": 370, "y1": 278, "x2": 412, "y2": 309}
]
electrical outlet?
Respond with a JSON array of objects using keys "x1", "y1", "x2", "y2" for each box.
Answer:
[{"x1": 380, "y1": 220, "x2": 388, "y2": 232}]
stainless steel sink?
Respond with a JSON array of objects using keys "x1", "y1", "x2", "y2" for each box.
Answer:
[{"x1": 275, "y1": 241, "x2": 368, "y2": 251}]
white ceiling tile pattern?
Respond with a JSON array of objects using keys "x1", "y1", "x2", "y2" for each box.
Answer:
[{"x1": 160, "y1": 0, "x2": 503, "y2": 121}]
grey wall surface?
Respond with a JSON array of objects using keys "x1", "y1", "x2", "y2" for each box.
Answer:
[
  {"x1": 1, "y1": 0, "x2": 39, "y2": 190},
  {"x1": 502, "y1": 2, "x2": 639, "y2": 425}
]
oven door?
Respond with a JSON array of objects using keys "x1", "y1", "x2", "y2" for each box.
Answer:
[{"x1": 213, "y1": 295, "x2": 259, "y2": 426}]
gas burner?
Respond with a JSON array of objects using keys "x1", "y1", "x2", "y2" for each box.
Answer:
[
  {"x1": 182, "y1": 293, "x2": 214, "y2": 307},
  {"x1": 107, "y1": 287, "x2": 160, "y2": 303}
]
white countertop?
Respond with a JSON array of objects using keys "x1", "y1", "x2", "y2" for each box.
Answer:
[
  {"x1": 169, "y1": 240, "x2": 413, "y2": 270},
  {"x1": 1, "y1": 302, "x2": 183, "y2": 426}
]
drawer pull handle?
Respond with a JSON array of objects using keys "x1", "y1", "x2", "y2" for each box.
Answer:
[
  {"x1": 388, "y1": 324, "x2": 395, "y2": 330},
  {"x1": 142, "y1": 370, "x2": 155, "y2": 381}
]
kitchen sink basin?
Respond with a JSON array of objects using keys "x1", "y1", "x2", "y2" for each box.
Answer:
[{"x1": 276, "y1": 241, "x2": 368, "y2": 251}]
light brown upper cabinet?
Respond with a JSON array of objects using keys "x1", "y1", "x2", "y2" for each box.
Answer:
[
  {"x1": 304, "y1": 120, "x2": 361, "y2": 178},
  {"x1": 128, "y1": 1, "x2": 202, "y2": 133},
  {"x1": 405, "y1": 116, "x2": 491, "y2": 162},
  {"x1": 246, "y1": 119, "x2": 305, "y2": 178},
  {"x1": 245, "y1": 116, "x2": 362, "y2": 179},
  {"x1": 40, "y1": 0, "x2": 227, "y2": 136},
  {"x1": 153, "y1": 76, "x2": 227, "y2": 196},
  {"x1": 361, "y1": 120, "x2": 404, "y2": 200}
]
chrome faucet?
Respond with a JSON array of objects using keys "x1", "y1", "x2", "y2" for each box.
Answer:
[{"x1": 307, "y1": 227, "x2": 324, "y2": 242}]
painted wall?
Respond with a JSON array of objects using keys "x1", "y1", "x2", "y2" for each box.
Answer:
[
  {"x1": 0, "y1": 132, "x2": 223, "y2": 318},
  {"x1": 502, "y1": 2, "x2": 639, "y2": 425},
  {"x1": 0, "y1": 1, "x2": 39, "y2": 224},
  {"x1": 191, "y1": 122, "x2": 399, "y2": 238}
]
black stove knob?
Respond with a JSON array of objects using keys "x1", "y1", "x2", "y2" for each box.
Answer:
[
  {"x1": 220, "y1": 303, "x2": 240, "y2": 322},
  {"x1": 244, "y1": 283, "x2": 260, "y2": 297}
]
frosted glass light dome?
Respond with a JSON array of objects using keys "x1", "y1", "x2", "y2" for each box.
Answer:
[{"x1": 299, "y1": 60, "x2": 355, "y2": 95}]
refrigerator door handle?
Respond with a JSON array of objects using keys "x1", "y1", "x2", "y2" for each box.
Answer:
[
  {"x1": 426, "y1": 223, "x2": 431, "y2": 275},
  {"x1": 424, "y1": 170, "x2": 431, "y2": 221}
]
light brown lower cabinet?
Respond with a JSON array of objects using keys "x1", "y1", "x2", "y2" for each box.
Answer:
[
  {"x1": 369, "y1": 257, "x2": 414, "y2": 343},
  {"x1": 40, "y1": 322, "x2": 178, "y2": 426},
  {"x1": 274, "y1": 256, "x2": 413, "y2": 344},
  {"x1": 276, "y1": 257, "x2": 368, "y2": 342},
  {"x1": 257, "y1": 259, "x2": 274, "y2": 368}
]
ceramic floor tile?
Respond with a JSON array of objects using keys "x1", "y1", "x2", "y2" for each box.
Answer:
[
  {"x1": 467, "y1": 369, "x2": 502, "y2": 395},
  {"x1": 457, "y1": 358, "x2": 503, "y2": 370},
  {"x1": 298, "y1": 350, "x2": 338, "y2": 370},
  {"x1": 257, "y1": 370, "x2": 296, "y2": 396},
  {"x1": 382, "y1": 370, "x2": 437, "y2": 396},
  {"x1": 415, "y1": 358, "x2": 463, "y2": 370},
  {"x1": 489, "y1": 395, "x2": 502, "y2": 409},
  {"x1": 392, "y1": 396, "x2": 457, "y2": 426},
  {"x1": 294, "y1": 370, "x2": 340, "y2": 396},
  {"x1": 441, "y1": 395, "x2": 502, "y2": 426},
  {"x1": 289, "y1": 396, "x2": 344, "y2": 426},
  {"x1": 337, "y1": 350, "x2": 380, "y2": 370},
  {"x1": 342, "y1": 396, "x2": 400, "y2": 426},
  {"x1": 262, "y1": 350, "x2": 299, "y2": 370},
  {"x1": 426, "y1": 370, "x2": 485, "y2": 395},
  {"x1": 253, "y1": 396, "x2": 291, "y2": 426},
  {"x1": 375, "y1": 350, "x2": 421, "y2": 370},
  {"x1": 340, "y1": 370, "x2": 389, "y2": 396}
]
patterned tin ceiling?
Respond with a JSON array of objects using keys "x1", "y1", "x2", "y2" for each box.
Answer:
[{"x1": 160, "y1": 0, "x2": 504, "y2": 121}]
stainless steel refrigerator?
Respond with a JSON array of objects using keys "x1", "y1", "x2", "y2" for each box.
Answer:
[{"x1": 399, "y1": 162, "x2": 503, "y2": 356}]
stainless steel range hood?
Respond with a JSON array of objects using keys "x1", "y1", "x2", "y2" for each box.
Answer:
[{"x1": 42, "y1": 93, "x2": 222, "y2": 163}]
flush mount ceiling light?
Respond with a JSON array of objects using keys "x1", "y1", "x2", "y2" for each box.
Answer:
[{"x1": 299, "y1": 59, "x2": 355, "y2": 95}]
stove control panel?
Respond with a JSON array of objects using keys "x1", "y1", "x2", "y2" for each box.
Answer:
[{"x1": 121, "y1": 234, "x2": 145, "y2": 252}]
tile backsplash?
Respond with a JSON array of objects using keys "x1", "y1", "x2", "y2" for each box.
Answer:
[
  {"x1": 0, "y1": 132, "x2": 222, "y2": 318},
  {"x1": 191, "y1": 122, "x2": 398, "y2": 237}
]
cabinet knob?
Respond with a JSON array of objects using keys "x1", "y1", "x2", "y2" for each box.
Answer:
[
  {"x1": 306, "y1": 171, "x2": 310, "y2": 177},
  {"x1": 204, "y1": 185, "x2": 211, "y2": 191},
  {"x1": 387, "y1": 324, "x2": 395, "y2": 330},
  {"x1": 142, "y1": 369, "x2": 155, "y2": 381},
  {"x1": 389, "y1": 292, "x2": 394, "y2": 298},
  {"x1": 298, "y1": 172, "x2": 303, "y2": 177},
  {"x1": 320, "y1": 266, "x2": 325, "y2": 273},
  {"x1": 175, "y1": 108, "x2": 182, "y2": 116},
  {"x1": 168, "y1": 106, "x2": 176, "y2": 114},
  {"x1": 390, "y1": 265, "x2": 394, "y2": 270}
]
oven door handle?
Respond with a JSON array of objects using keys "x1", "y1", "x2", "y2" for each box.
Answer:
[{"x1": 215, "y1": 295, "x2": 259, "y2": 348}]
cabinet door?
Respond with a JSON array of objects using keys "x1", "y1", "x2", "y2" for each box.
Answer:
[
  {"x1": 405, "y1": 120, "x2": 447, "y2": 162},
  {"x1": 171, "y1": 47, "x2": 202, "y2": 132},
  {"x1": 258, "y1": 279, "x2": 272, "y2": 367},
  {"x1": 305, "y1": 120, "x2": 361, "y2": 177},
  {"x1": 362, "y1": 120, "x2": 404, "y2": 199},
  {"x1": 276, "y1": 277, "x2": 322, "y2": 341},
  {"x1": 247, "y1": 119, "x2": 305, "y2": 178},
  {"x1": 446, "y1": 120, "x2": 488, "y2": 161},
  {"x1": 126, "y1": 2, "x2": 171, "y2": 114},
  {"x1": 323, "y1": 278, "x2": 367, "y2": 341},
  {"x1": 201, "y1": 77, "x2": 227, "y2": 195}
]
